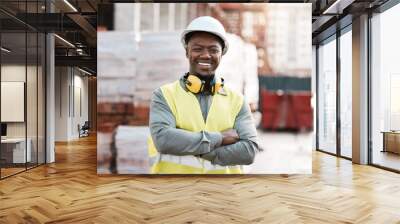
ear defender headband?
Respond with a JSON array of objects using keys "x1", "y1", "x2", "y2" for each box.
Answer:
[{"x1": 184, "y1": 74, "x2": 224, "y2": 95}]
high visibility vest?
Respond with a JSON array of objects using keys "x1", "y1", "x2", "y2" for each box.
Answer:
[{"x1": 148, "y1": 81, "x2": 243, "y2": 174}]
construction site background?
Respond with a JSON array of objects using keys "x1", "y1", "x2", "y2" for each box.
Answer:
[{"x1": 96, "y1": 3, "x2": 312, "y2": 174}]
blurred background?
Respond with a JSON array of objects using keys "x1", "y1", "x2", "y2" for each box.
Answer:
[{"x1": 97, "y1": 3, "x2": 312, "y2": 174}]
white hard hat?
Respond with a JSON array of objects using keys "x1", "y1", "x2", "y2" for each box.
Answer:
[{"x1": 181, "y1": 16, "x2": 229, "y2": 55}]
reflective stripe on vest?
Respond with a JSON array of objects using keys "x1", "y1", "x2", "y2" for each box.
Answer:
[{"x1": 149, "y1": 80, "x2": 243, "y2": 174}]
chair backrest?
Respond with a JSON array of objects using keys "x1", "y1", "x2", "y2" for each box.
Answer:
[{"x1": 82, "y1": 121, "x2": 90, "y2": 129}]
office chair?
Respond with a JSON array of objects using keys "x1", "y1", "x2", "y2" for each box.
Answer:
[{"x1": 79, "y1": 121, "x2": 90, "y2": 138}]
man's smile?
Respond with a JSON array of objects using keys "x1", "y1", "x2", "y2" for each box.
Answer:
[{"x1": 197, "y1": 61, "x2": 212, "y2": 68}]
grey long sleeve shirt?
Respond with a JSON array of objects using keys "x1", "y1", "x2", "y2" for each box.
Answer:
[{"x1": 149, "y1": 78, "x2": 259, "y2": 166}]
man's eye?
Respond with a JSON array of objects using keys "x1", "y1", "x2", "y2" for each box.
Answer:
[
  {"x1": 192, "y1": 48, "x2": 202, "y2": 52},
  {"x1": 210, "y1": 49, "x2": 219, "y2": 54}
]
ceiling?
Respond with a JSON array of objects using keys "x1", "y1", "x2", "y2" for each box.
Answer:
[
  {"x1": 0, "y1": 0, "x2": 394, "y2": 74},
  {"x1": 308, "y1": 0, "x2": 390, "y2": 43}
]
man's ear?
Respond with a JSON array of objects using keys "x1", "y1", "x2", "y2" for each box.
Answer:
[{"x1": 185, "y1": 47, "x2": 189, "y2": 58}]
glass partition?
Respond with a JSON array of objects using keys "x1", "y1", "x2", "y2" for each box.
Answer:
[
  {"x1": 0, "y1": 1, "x2": 46, "y2": 179},
  {"x1": 38, "y1": 32, "x2": 45, "y2": 165},
  {"x1": 27, "y1": 30, "x2": 38, "y2": 169},
  {"x1": 1, "y1": 30, "x2": 28, "y2": 177}
]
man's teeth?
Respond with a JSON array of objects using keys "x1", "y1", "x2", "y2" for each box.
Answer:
[{"x1": 198, "y1": 62, "x2": 211, "y2": 66}]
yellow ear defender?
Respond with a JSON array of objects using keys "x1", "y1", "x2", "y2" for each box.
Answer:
[
  {"x1": 184, "y1": 74, "x2": 224, "y2": 95},
  {"x1": 210, "y1": 77, "x2": 224, "y2": 95},
  {"x1": 184, "y1": 74, "x2": 205, "y2": 94}
]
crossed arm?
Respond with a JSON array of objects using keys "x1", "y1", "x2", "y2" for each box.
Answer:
[{"x1": 149, "y1": 88, "x2": 259, "y2": 166}]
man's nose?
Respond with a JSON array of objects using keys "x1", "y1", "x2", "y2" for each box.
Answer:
[{"x1": 199, "y1": 50, "x2": 211, "y2": 58}]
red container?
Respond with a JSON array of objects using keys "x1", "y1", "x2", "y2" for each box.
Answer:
[
  {"x1": 290, "y1": 93, "x2": 313, "y2": 131},
  {"x1": 261, "y1": 89, "x2": 313, "y2": 131},
  {"x1": 260, "y1": 89, "x2": 282, "y2": 130}
]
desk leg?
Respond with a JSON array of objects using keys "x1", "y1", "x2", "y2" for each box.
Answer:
[{"x1": 382, "y1": 133, "x2": 386, "y2": 152}]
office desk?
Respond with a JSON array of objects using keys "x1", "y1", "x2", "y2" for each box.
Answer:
[
  {"x1": 1, "y1": 138, "x2": 31, "y2": 163},
  {"x1": 381, "y1": 131, "x2": 400, "y2": 154}
]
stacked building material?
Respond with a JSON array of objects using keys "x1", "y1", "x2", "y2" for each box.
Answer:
[
  {"x1": 135, "y1": 32, "x2": 188, "y2": 105},
  {"x1": 97, "y1": 132, "x2": 113, "y2": 174},
  {"x1": 97, "y1": 31, "x2": 188, "y2": 174},
  {"x1": 114, "y1": 126, "x2": 150, "y2": 173},
  {"x1": 97, "y1": 31, "x2": 138, "y2": 132},
  {"x1": 98, "y1": 31, "x2": 188, "y2": 130},
  {"x1": 97, "y1": 31, "x2": 138, "y2": 102},
  {"x1": 216, "y1": 33, "x2": 259, "y2": 108}
]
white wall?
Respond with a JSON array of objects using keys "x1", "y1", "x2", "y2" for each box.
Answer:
[
  {"x1": 1, "y1": 65, "x2": 37, "y2": 138},
  {"x1": 1, "y1": 65, "x2": 26, "y2": 142},
  {"x1": 71, "y1": 73, "x2": 89, "y2": 138},
  {"x1": 55, "y1": 67, "x2": 69, "y2": 141},
  {"x1": 55, "y1": 67, "x2": 89, "y2": 141},
  {"x1": 1, "y1": 63, "x2": 46, "y2": 164}
]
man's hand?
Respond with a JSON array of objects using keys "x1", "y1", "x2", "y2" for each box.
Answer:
[{"x1": 221, "y1": 129, "x2": 240, "y2": 146}]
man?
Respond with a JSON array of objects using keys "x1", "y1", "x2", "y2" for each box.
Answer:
[{"x1": 148, "y1": 16, "x2": 259, "y2": 174}]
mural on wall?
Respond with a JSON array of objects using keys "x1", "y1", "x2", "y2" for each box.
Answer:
[{"x1": 97, "y1": 3, "x2": 312, "y2": 174}]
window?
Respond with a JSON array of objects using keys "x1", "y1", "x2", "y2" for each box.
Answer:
[
  {"x1": 371, "y1": 3, "x2": 400, "y2": 171},
  {"x1": 339, "y1": 28, "x2": 352, "y2": 158},
  {"x1": 317, "y1": 36, "x2": 337, "y2": 154}
]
